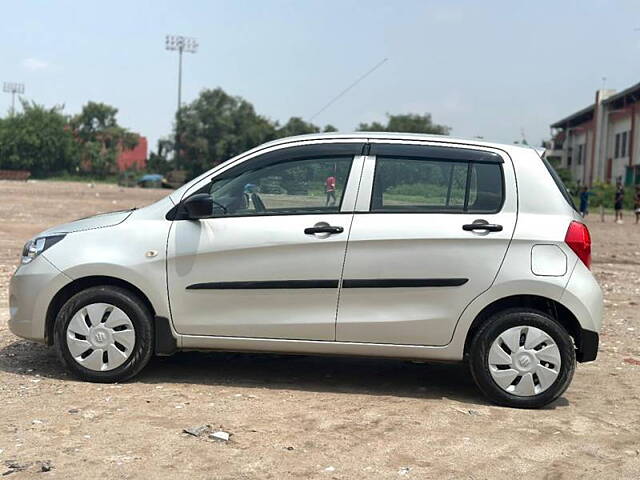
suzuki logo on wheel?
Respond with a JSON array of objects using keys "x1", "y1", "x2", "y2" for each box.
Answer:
[
  {"x1": 95, "y1": 331, "x2": 106, "y2": 343},
  {"x1": 520, "y1": 356, "x2": 531, "y2": 368}
]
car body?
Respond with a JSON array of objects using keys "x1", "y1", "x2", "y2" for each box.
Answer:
[{"x1": 9, "y1": 133, "x2": 603, "y2": 408}]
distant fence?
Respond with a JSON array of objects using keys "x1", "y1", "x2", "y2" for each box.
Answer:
[{"x1": 0, "y1": 170, "x2": 31, "y2": 181}]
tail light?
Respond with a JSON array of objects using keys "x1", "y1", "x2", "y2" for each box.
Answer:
[{"x1": 565, "y1": 221, "x2": 591, "y2": 269}]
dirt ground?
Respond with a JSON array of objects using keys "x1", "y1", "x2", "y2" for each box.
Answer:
[{"x1": 0, "y1": 180, "x2": 639, "y2": 479}]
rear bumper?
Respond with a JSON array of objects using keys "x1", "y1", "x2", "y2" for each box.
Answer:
[{"x1": 577, "y1": 328, "x2": 599, "y2": 363}]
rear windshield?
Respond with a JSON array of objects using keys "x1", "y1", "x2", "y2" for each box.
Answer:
[{"x1": 540, "y1": 154, "x2": 578, "y2": 212}]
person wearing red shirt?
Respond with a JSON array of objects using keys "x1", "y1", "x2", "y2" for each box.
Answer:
[{"x1": 325, "y1": 175, "x2": 337, "y2": 206}]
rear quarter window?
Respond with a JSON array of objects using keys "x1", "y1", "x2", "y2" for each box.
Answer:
[{"x1": 540, "y1": 155, "x2": 578, "y2": 212}]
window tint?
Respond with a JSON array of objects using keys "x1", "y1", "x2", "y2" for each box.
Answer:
[
  {"x1": 205, "y1": 156, "x2": 353, "y2": 217},
  {"x1": 371, "y1": 157, "x2": 503, "y2": 213}
]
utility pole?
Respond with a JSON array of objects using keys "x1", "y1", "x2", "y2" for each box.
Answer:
[
  {"x1": 165, "y1": 35, "x2": 198, "y2": 169},
  {"x1": 3, "y1": 82, "x2": 25, "y2": 116}
]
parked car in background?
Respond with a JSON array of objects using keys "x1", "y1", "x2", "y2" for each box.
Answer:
[{"x1": 9, "y1": 133, "x2": 602, "y2": 408}]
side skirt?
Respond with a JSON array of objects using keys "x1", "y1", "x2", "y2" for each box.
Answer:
[{"x1": 177, "y1": 334, "x2": 463, "y2": 362}]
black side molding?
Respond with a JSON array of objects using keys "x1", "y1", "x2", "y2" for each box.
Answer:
[
  {"x1": 187, "y1": 280, "x2": 340, "y2": 290},
  {"x1": 576, "y1": 328, "x2": 598, "y2": 363},
  {"x1": 342, "y1": 278, "x2": 468, "y2": 288},
  {"x1": 186, "y1": 278, "x2": 468, "y2": 290},
  {"x1": 154, "y1": 316, "x2": 177, "y2": 356}
]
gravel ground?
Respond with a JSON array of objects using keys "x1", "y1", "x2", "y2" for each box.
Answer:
[{"x1": 0, "y1": 180, "x2": 639, "y2": 479}]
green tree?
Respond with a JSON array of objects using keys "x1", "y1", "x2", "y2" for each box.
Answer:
[
  {"x1": 70, "y1": 101, "x2": 139, "y2": 177},
  {"x1": 358, "y1": 113, "x2": 450, "y2": 135},
  {"x1": 146, "y1": 138, "x2": 173, "y2": 175},
  {"x1": 0, "y1": 100, "x2": 79, "y2": 176},
  {"x1": 177, "y1": 88, "x2": 277, "y2": 178},
  {"x1": 276, "y1": 117, "x2": 320, "y2": 137}
]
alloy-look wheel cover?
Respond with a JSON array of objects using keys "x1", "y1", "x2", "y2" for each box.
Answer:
[
  {"x1": 65, "y1": 303, "x2": 136, "y2": 372},
  {"x1": 488, "y1": 325, "x2": 562, "y2": 397}
]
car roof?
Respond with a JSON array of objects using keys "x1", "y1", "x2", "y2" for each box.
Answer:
[{"x1": 256, "y1": 132, "x2": 538, "y2": 156}]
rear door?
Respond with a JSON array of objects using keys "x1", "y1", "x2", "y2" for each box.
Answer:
[{"x1": 335, "y1": 142, "x2": 517, "y2": 346}]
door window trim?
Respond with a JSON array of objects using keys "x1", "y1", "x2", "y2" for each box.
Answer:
[
  {"x1": 354, "y1": 143, "x2": 507, "y2": 215},
  {"x1": 170, "y1": 143, "x2": 366, "y2": 220}
]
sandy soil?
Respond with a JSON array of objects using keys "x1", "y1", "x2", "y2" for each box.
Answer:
[{"x1": 0, "y1": 180, "x2": 639, "y2": 479}]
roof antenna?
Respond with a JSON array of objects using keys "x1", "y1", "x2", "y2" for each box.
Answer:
[{"x1": 308, "y1": 57, "x2": 388, "y2": 122}]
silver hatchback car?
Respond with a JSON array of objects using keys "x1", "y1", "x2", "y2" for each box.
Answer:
[{"x1": 9, "y1": 133, "x2": 602, "y2": 408}]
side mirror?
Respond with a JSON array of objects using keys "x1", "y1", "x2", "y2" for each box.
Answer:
[{"x1": 183, "y1": 193, "x2": 213, "y2": 219}]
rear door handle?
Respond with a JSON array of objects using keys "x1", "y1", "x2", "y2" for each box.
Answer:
[
  {"x1": 304, "y1": 225, "x2": 344, "y2": 235},
  {"x1": 462, "y1": 221, "x2": 503, "y2": 232}
]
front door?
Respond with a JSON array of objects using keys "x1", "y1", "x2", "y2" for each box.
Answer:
[
  {"x1": 167, "y1": 143, "x2": 364, "y2": 340},
  {"x1": 336, "y1": 143, "x2": 517, "y2": 346}
]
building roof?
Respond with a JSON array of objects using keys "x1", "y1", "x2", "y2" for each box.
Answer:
[
  {"x1": 551, "y1": 80, "x2": 640, "y2": 130},
  {"x1": 603, "y1": 81, "x2": 640, "y2": 108},
  {"x1": 550, "y1": 104, "x2": 595, "y2": 129}
]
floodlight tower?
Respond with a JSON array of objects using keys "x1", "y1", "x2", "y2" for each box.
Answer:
[
  {"x1": 165, "y1": 35, "x2": 198, "y2": 168},
  {"x1": 3, "y1": 82, "x2": 25, "y2": 116}
]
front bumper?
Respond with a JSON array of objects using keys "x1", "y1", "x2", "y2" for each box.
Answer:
[{"x1": 8, "y1": 255, "x2": 70, "y2": 343}]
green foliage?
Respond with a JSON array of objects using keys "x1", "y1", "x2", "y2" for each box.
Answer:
[
  {"x1": 0, "y1": 101, "x2": 79, "y2": 177},
  {"x1": 177, "y1": 88, "x2": 276, "y2": 179},
  {"x1": 146, "y1": 138, "x2": 173, "y2": 175},
  {"x1": 358, "y1": 113, "x2": 450, "y2": 135},
  {"x1": 584, "y1": 182, "x2": 636, "y2": 210},
  {"x1": 276, "y1": 117, "x2": 320, "y2": 137},
  {"x1": 70, "y1": 102, "x2": 139, "y2": 178}
]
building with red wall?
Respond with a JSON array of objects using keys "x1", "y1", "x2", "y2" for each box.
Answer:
[{"x1": 117, "y1": 136, "x2": 147, "y2": 171}]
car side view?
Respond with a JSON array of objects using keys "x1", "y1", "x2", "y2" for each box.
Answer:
[{"x1": 9, "y1": 133, "x2": 602, "y2": 408}]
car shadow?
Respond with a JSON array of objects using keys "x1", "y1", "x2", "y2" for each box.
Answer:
[{"x1": 0, "y1": 339, "x2": 570, "y2": 409}]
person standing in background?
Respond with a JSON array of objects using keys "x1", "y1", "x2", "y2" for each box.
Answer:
[
  {"x1": 634, "y1": 186, "x2": 640, "y2": 225},
  {"x1": 325, "y1": 174, "x2": 337, "y2": 206},
  {"x1": 579, "y1": 186, "x2": 593, "y2": 217},
  {"x1": 614, "y1": 182, "x2": 625, "y2": 224}
]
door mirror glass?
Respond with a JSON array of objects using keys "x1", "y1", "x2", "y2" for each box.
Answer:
[{"x1": 183, "y1": 193, "x2": 213, "y2": 219}]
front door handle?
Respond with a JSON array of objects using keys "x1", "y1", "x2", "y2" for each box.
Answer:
[
  {"x1": 462, "y1": 220, "x2": 503, "y2": 232},
  {"x1": 304, "y1": 225, "x2": 344, "y2": 235}
]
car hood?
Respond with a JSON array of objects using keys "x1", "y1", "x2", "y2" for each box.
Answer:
[{"x1": 38, "y1": 210, "x2": 134, "y2": 236}]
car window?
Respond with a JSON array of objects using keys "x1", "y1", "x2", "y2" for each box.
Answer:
[
  {"x1": 371, "y1": 156, "x2": 503, "y2": 213},
  {"x1": 205, "y1": 156, "x2": 353, "y2": 217}
]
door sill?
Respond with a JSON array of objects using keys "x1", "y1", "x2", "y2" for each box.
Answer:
[{"x1": 178, "y1": 334, "x2": 460, "y2": 362}]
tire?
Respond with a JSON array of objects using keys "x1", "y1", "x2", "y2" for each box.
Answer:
[
  {"x1": 54, "y1": 286, "x2": 153, "y2": 383},
  {"x1": 469, "y1": 308, "x2": 576, "y2": 409}
]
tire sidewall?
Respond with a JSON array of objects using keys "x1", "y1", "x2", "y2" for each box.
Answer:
[
  {"x1": 55, "y1": 286, "x2": 153, "y2": 382},
  {"x1": 469, "y1": 309, "x2": 576, "y2": 409}
]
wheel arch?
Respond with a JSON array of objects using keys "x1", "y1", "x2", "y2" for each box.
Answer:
[
  {"x1": 45, "y1": 275, "x2": 156, "y2": 346},
  {"x1": 463, "y1": 294, "x2": 586, "y2": 361}
]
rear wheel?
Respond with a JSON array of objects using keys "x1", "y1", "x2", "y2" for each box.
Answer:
[
  {"x1": 469, "y1": 308, "x2": 576, "y2": 408},
  {"x1": 54, "y1": 286, "x2": 153, "y2": 382}
]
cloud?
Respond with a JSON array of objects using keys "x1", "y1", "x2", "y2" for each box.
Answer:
[{"x1": 22, "y1": 58, "x2": 49, "y2": 71}]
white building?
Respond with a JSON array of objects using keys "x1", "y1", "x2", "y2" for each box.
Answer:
[{"x1": 550, "y1": 82, "x2": 640, "y2": 186}]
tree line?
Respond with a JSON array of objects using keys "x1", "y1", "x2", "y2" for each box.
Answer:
[{"x1": 0, "y1": 87, "x2": 450, "y2": 180}]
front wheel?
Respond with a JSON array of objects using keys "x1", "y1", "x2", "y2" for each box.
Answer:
[
  {"x1": 54, "y1": 286, "x2": 153, "y2": 382},
  {"x1": 469, "y1": 308, "x2": 576, "y2": 408}
]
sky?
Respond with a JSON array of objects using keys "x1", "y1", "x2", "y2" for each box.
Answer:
[{"x1": 3, "y1": 0, "x2": 640, "y2": 152}]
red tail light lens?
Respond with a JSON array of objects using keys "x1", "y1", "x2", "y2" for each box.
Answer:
[{"x1": 565, "y1": 221, "x2": 591, "y2": 269}]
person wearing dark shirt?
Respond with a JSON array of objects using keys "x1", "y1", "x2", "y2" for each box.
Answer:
[
  {"x1": 579, "y1": 186, "x2": 593, "y2": 217},
  {"x1": 614, "y1": 183, "x2": 624, "y2": 224},
  {"x1": 634, "y1": 186, "x2": 640, "y2": 225}
]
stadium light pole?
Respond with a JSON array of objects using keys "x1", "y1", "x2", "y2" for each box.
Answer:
[
  {"x1": 165, "y1": 35, "x2": 198, "y2": 168},
  {"x1": 3, "y1": 82, "x2": 25, "y2": 116}
]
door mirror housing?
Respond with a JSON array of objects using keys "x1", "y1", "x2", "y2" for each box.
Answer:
[{"x1": 183, "y1": 193, "x2": 213, "y2": 219}]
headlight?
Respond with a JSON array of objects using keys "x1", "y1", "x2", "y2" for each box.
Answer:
[{"x1": 21, "y1": 235, "x2": 66, "y2": 264}]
